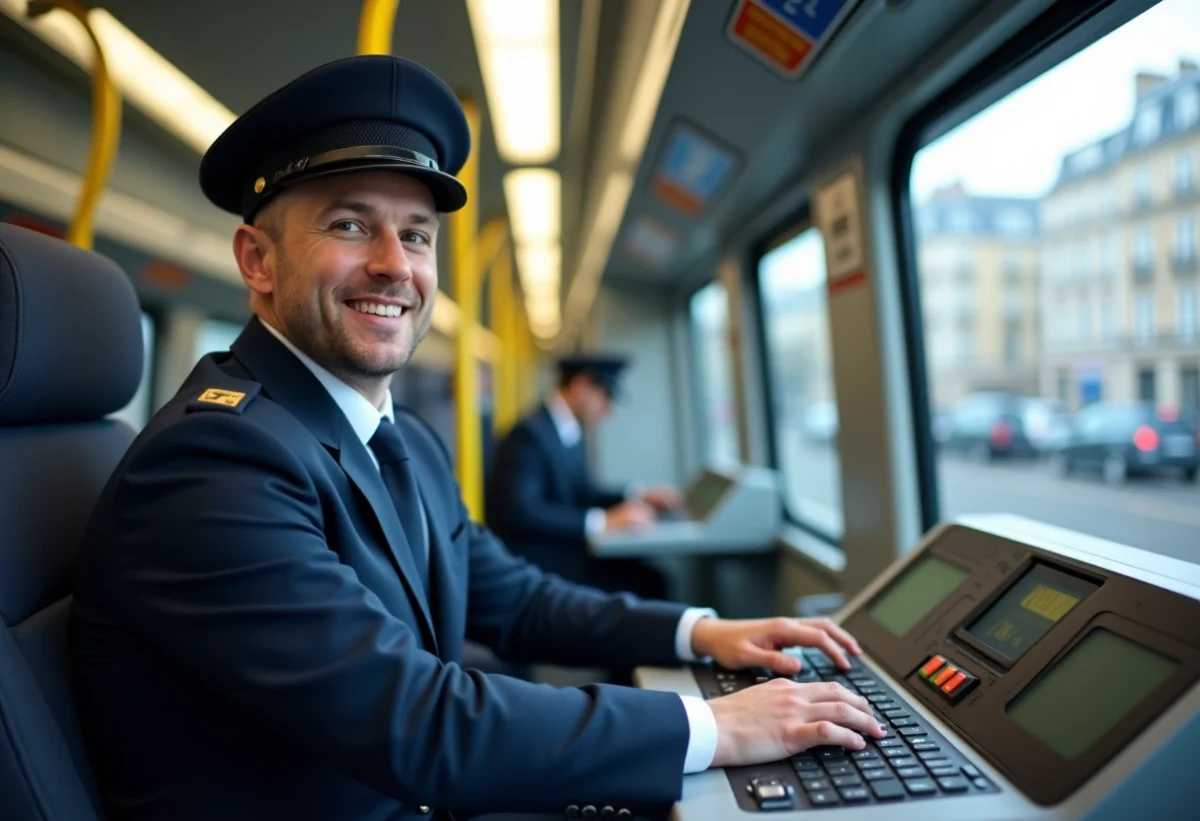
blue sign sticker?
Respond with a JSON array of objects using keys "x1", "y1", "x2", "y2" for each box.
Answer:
[
  {"x1": 757, "y1": 0, "x2": 848, "y2": 43},
  {"x1": 652, "y1": 122, "x2": 739, "y2": 216}
]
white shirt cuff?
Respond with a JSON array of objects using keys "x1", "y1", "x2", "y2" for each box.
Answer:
[
  {"x1": 675, "y1": 607, "x2": 718, "y2": 662},
  {"x1": 680, "y1": 695, "x2": 718, "y2": 774},
  {"x1": 585, "y1": 507, "x2": 606, "y2": 537}
]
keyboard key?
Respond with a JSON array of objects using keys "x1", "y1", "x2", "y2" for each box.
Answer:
[
  {"x1": 889, "y1": 717, "x2": 917, "y2": 728},
  {"x1": 808, "y1": 790, "x2": 839, "y2": 806},
  {"x1": 895, "y1": 766, "x2": 926, "y2": 779},
  {"x1": 929, "y1": 766, "x2": 959, "y2": 778},
  {"x1": 867, "y1": 694, "x2": 893, "y2": 704},
  {"x1": 793, "y1": 759, "x2": 820, "y2": 772},
  {"x1": 851, "y1": 750, "x2": 878, "y2": 761},
  {"x1": 856, "y1": 686, "x2": 883, "y2": 696},
  {"x1": 962, "y1": 764, "x2": 982, "y2": 779},
  {"x1": 911, "y1": 741, "x2": 940, "y2": 752},
  {"x1": 870, "y1": 779, "x2": 906, "y2": 801},
  {"x1": 898, "y1": 726, "x2": 928, "y2": 737},
  {"x1": 882, "y1": 747, "x2": 910, "y2": 758},
  {"x1": 889, "y1": 757, "x2": 918, "y2": 768},
  {"x1": 919, "y1": 756, "x2": 950, "y2": 767},
  {"x1": 904, "y1": 778, "x2": 938, "y2": 795},
  {"x1": 973, "y1": 777, "x2": 991, "y2": 790},
  {"x1": 825, "y1": 764, "x2": 855, "y2": 777},
  {"x1": 860, "y1": 767, "x2": 894, "y2": 781},
  {"x1": 817, "y1": 748, "x2": 847, "y2": 761},
  {"x1": 801, "y1": 778, "x2": 831, "y2": 792},
  {"x1": 881, "y1": 707, "x2": 908, "y2": 717},
  {"x1": 839, "y1": 787, "x2": 871, "y2": 803},
  {"x1": 938, "y1": 776, "x2": 970, "y2": 792},
  {"x1": 876, "y1": 738, "x2": 904, "y2": 748},
  {"x1": 832, "y1": 775, "x2": 862, "y2": 789}
]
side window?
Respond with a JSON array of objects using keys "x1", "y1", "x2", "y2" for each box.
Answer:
[
  {"x1": 757, "y1": 225, "x2": 843, "y2": 540},
  {"x1": 109, "y1": 311, "x2": 156, "y2": 431},
  {"x1": 688, "y1": 282, "x2": 739, "y2": 466},
  {"x1": 192, "y1": 318, "x2": 245, "y2": 364},
  {"x1": 906, "y1": 0, "x2": 1199, "y2": 558}
]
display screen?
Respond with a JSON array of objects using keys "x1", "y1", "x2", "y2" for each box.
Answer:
[
  {"x1": 685, "y1": 472, "x2": 733, "y2": 520},
  {"x1": 967, "y1": 563, "x2": 1098, "y2": 661},
  {"x1": 867, "y1": 555, "x2": 970, "y2": 637},
  {"x1": 1007, "y1": 628, "x2": 1177, "y2": 759}
]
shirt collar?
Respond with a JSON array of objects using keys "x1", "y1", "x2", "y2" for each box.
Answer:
[
  {"x1": 545, "y1": 390, "x2": 582, "y2": 448},
  {"x1": 260, "y1": 319, "x2": 394, "y2": 446}
]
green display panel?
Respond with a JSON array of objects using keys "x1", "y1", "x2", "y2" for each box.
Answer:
[
  {"x1": 967, "y1": 563, "x2": 1098, "y2": 661},
  {"x1": 867, "y1": 555, "x2": 970, "y2": 637},
  {"x1": 1007, "y1": 628, "x2": 1178, "y2": 759}
]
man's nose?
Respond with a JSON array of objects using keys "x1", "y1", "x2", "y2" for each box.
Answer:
[{"x1": 367, "y1": 232, "x2": 414, "y2": 280}]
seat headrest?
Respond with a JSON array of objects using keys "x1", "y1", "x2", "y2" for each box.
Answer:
[{"x1": 0, "y1": 224, "x2": 143, "y2": 426}]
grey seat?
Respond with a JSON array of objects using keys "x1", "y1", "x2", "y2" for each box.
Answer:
[{"x1": 0, "y1": 224, "x2": 143, "y2": 821}]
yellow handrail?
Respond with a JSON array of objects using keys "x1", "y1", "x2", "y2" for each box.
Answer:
[
  {"x1": 356, "y1": 0, "x2": 400, "y2": 55},
  {"x1": 452, "y1": 96, "x2": 483, "y2": 519},
  {"x1": 28, "y1": 0, "x2": 120, "y2": 250},
  {"x1": 489, "y1": 240, "x2": 519, "y2": 434}
]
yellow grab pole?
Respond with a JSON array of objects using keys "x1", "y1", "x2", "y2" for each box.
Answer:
[
  {"x1": 452, "y1": 96, "x2": 483, "y2": 518},
  {"x1": 489, "y1": 243, "x2": 518, "y2": 434},
  {"x1": 357, "y1": 0, "x2": 400, "y2": 55},
  {"x1": 29, "y1": 0, "x2": 120, "y2": 250}
]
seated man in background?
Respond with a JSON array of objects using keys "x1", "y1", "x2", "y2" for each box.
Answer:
[{"x1": 486, "y1": 354, "x2": 681, "y2": 600}]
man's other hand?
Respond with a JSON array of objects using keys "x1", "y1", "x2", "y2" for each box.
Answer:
[
  {"x1": 603, "y1": 500, "x2": 655, "y2": 532},
  {"x1": 691, "y1": 617, "x2": 863, "y2": 674},
  {"x1": 640, "y1": 485, "x2": 683, "y2": 512},
  {"x1": 707, "y1": 679, "x2": 886, "y2": 767}
]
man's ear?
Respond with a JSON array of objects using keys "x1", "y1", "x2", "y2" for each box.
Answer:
[{"x1": 233, "y1": 224, "x2": 275, "y2": 297}]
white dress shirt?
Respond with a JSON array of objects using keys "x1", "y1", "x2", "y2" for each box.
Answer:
[{"x1": 264, "y1": 324, "x2": 719, "y2": 774}]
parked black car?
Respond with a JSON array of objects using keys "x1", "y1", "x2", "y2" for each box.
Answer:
[{"x1": 1050, "y1": 402, "x2": 1199, "y2": 484}]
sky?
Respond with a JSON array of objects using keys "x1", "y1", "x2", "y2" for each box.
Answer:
[{"x1": 910, "y1": 0, "x2": 1200, "y2": 202}]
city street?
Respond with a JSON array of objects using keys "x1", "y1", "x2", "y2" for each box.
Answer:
[{"x1": 779, "y1": 433, "x2": 1200, "y2": 564}]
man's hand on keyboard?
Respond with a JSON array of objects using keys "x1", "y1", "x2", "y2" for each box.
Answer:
[
  {"x1": 690, "y1": 617, "x2": 862, "y2": 675},
  {"x1": 707, "y1": 678, "x2": 887, "y2": 767}
]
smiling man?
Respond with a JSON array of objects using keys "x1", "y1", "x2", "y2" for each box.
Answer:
[{"x1": 69, "y1": 55, "x2": 882, "y2": 821}]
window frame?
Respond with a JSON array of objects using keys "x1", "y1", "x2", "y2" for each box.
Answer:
[
  {"x1": 684, "y1": 277, "x2": 739, "y2": 467},
  {"x1": 748, "y1": 206, "x2": 845, "y2": 546},
  {"x1": 890, "y1": 0, "x2": 1146, "y2": 533}
]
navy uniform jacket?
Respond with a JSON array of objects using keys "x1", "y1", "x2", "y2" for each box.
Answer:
[
  {"x1": 485, "y1": 405, "x2": 625, "y2": 581},
  {"x1": 69, "y1": 318, "x2": 691, "y2": 821}
]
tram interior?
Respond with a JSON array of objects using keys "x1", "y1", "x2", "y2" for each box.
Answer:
[{"x1": 1, "y1": 0, "x2": 1198, "y2": 818}]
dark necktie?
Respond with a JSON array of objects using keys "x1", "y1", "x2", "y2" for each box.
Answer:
[{"x1": 368, "y1": 417, "x2": 429, "y2": 590}]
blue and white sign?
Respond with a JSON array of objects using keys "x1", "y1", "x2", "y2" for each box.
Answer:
[
  {"x1": 652, "y1": 122, "x2": 740, "y2": 216},
  {"x1": 756, "y1": 0, "x2": 849, "y2": 42}
]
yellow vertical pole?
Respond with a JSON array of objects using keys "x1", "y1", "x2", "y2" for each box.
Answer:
[
  {"x1": 29, "y1": 1, "x2": 121, "y2": 250},
  {"x1": 490, "y1": 244, "x2": 519, "y2": 433},
  {"x1": 452, "y1": 96, "x2": 483, "y2": 518},
  {"x1": 357, "y1": 0, "x2": 400, "y2": 54}
]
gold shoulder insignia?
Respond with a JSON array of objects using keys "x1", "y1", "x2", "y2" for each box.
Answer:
[{"x1": 197, "y1": 388, "x2": 247, "y2": 407}]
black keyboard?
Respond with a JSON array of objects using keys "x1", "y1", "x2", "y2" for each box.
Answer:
[{"x1": 692, "y1": 648, "x2": 998, "y2": 811}]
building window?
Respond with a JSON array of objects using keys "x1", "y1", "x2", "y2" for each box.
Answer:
[
  {"x1": 1175, "y1": 86, "x2": 1200, "y2": 130},
  {"x1": 1134, "y1": 225, "x2": 1154, "y2": 266},
  {"x1": 1101, "y1": 297, "x2": 1117, "y2": 342},
  {"x1": 1135, "y1": 103, "x2": 1162, "y2": 144},
  {"x1": 1175, "y1": 151, "x2": 1196, "y2": 194},
  {"x1": 1133, "y1": 166, "x2": 1152, "y2": 206},
  {"x1": 1077, "y1": 302, "x2": 1092, "y2": 345},
  {"x1": 1179, "y1": 285, "x2": 1198, "y2": 342},
  {"x1": 1137, "y1": 368, "x2": 1157, "y2": 402},
  {"x1": 689, "y1": 282, "x2": 739, "y2": 466},
  {"x1": 1100, "y1": 234, "x2": 1118, "y2": 277},
  {"x1": 1004, "y1": 321, "x2": 1021, "y2": 364},
  {"x1": 1173, "y1": 215, "x2": 1197, "y2": 261},
  {"x1": 757, "y1": 226, "x2": 843, "y2": 540},
  {"x1": 1182, "y1": 366, "x2": 1200, "y2": 411},
  {"x1": 1136, "y1": 292, "x2": 1156, "y2": 344}
]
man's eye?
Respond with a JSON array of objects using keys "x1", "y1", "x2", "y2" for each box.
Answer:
[
  {"x1": 332, "y1": 220, "x2": 363, "y2": 232},
  {"x1": 401, "y1": 231, "x2": 428, "y2": 244}
]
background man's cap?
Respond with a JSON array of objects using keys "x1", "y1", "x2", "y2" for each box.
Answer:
[
  {"x1": 199, "y1": 54, "x2": 470, "y2": 222},
  {"x1": 558, "y1": 354, "x2": 630, "y2": 398}
]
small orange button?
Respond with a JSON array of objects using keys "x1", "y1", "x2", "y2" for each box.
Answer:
[
  {"x1": 941, "y1": 672, "x2": 967, "y2": 694},
  {"x1": 919, "y1": 656, "x2": 946, "y2": 678},
  {"x1": 932, "y1": 666, "x2": 957, "y2": 687}
]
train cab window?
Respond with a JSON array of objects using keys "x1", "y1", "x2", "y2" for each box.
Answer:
[
  {"x1": 757, "y1": 225, "x2": 844, "y2": 540},
  {"x1": 109, "y1": 311, "x2": 156, "y2": 431},
  {"x1": 905, "y1": 0, "x2": 1200, "y2": 560},
  {"x1": 688, "y1": 281, "x2": 739, "y2": 466}
]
